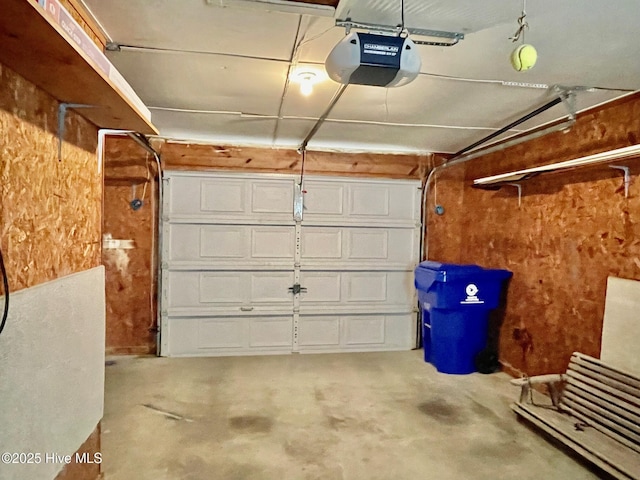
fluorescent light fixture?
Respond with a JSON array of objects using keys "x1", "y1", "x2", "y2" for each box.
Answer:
[{"x1": 206, "y1": 0, "x2": 335, "y2": 17}]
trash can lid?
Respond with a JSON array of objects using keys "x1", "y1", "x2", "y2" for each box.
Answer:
[
  {"x1": 415, "y1": 261, "x2": 482, "y2": 284},
  {"x1": 415, "y1": 261, "x2": 512, "y2": 289}
]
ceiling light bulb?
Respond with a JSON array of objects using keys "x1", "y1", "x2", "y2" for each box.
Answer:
[
  {"x1": 296, "y1": 72, "x2": 316, "y2": 96},
  {"x1": 300, "y1": 79, "x2": 313, "y2": 96}
]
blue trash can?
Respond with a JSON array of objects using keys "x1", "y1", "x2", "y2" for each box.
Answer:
[{"x1": 414, "y1": 261, "x2": 512, "y2": 374}]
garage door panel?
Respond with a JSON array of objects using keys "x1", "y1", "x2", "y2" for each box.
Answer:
[
  {"x1": 303, "y1": 178, "x2": 419, "y2": 227},
  {"x1": 299, "y1": 272, "x2": 341, "y2": 303},
  {"x1": 168, "y1": 224, "x2": 295, "y2": 267},
  {"x1": 298, "y1": 316, "x2": 340, "y2": 346},
  {"x1": 251, "y1": 181, "x2": 294, "y2": 214},
  {"x1": 301, "y1": 227, "x2": 416, "y2": 268},
  {"x1": 198, "y1": 316, "x2": 292, "y2": 350},
  {"x1": 200, "y1": 179, "x2": 246, "y2": 214},
  {"x1": 199, "y1": 226, "x2": 246, "y2": 258},
  {"x1": 347, "y1": 230, "x2": 388, "y2": 259},
  {"x1": 249, "y1": 317, "x2": 293, "y2": 347},
  {"x1": 299, "y1": 305, "x2": 414, "y2": 316},
  {"x1": 302, "y1": 183, "x2": 344, "y2": 215},
  {"x1": 347, "y1": 273, "x2": 387, "y2": 301},
  {"x1": 251, "y1": 228, "x2": 295, "y2": 258},
  {"x1": 350, "y1": 185, "x2": 389, "y2": 216},
  {"x1": 199, "y1": 318, "x2": 245, "y2": 348},
  {"x1": 166, "y1": 173, "x2": 295, "y2": 223},
  {"x1": 298, "y1": 314, "x2": 413, "y2": 352},
  {"x1": 345, "y1": 316, "x2": 386, "y2": 345},
  {"x1": 300, "y1": 229, "x2": 342, "y2": 258},
  {"x1": 300, "y1": 271, "x2": 414, "y2": 307},
  {"x1": 169, "y1": 225, "x2": 245, "y2": 261},
  {"x1": 166, "y1": 271, "x2": 294, "y2": 308},
  {"x1": 250, "y1": 272, "x2": 294, "y2": 304},
  {"x1": 165, "y1": 315, "x2": 293, "y2": 356},
  {"x1": 346, "y1": 229, "x2": 413, "y2": 263},
  {"x1": 166, "y1": 271, "x2": 242, "y2": 307},
  {"x1": 345, "y1": 271, "x2": 414, "y2": 305},
  {"x1": 200, "y1": 272, "x2": 243, "y2": 304}
]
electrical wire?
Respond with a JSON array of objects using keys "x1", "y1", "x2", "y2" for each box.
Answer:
[
  {"x1": 118, "y1": 45, "x2": 288, "y2": 64},
  {"x1": 296, "y1": 24, "x2": 336, "y2": 48},
  {"x1": 273, "y1": 15, "x2": 304, "y2": 145},
  {"x1": 141, "y1": 153, "x2": 150, "y2": 202},
  {"x1": 0, "y1": 246, "x2": 9, "y2": 336}
]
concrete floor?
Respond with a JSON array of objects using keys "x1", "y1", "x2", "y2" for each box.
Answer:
[{"x1": 102, "y1": 351, "x2": 600, "y2": 480}]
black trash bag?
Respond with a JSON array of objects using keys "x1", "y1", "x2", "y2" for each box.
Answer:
[{"x1": 475, "y1": 349, "x2": 500, "y2": 374}]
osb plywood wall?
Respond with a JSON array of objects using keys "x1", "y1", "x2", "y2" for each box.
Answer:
[
  {"x1": 104, "y1": 137, "x2": 158, "y2": 354},
  {"x1": 427, "y1": 93, "x2": 640, "y2": 377},
  {"x1": 103, "y1": 138, "x2": 431, "y2": 353},
  {"x1": 0, "y1": 64, "x2": 101, "y2": 292}
]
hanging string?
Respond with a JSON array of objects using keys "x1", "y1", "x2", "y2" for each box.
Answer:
[
  {"x1": 509, "y1": 0, "x2": 528, "y2": 43},
  {"x1": 141, "y1": 153, "x2": 151, "y2": 201}
]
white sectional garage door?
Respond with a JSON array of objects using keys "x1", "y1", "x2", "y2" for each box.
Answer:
[{"x1": 160, "y1": 171, "x2": 421, "y2": 356}]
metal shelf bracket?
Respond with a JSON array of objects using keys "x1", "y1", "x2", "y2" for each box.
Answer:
[
  {"x1": 58, "y1": 102, "x2": 95, "y2": 161},
  {"x1": 507, "y1": 183, "x2": 523, "y2": 207},
  {"x1": 609, "y1": 165, "x2": 631, "y2": 198}
]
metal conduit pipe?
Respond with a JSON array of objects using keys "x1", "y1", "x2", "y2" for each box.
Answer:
[
  {"x1": 151, "y1": 150, "x2": 163, "y2": 353},
  {"x1": 421, "y1": 114, "x2": 576, "y2": 262},
  {"x1": 126, "y1": 132, "x2": 164, "y2": 352}
]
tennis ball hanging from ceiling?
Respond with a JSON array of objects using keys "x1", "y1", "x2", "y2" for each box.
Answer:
[
  {"x1": 509, "y1": 0, "x2": 537, "y2": 72},
  {"x1": 511, "y1": 44, "x2": 537, "y2": 71}
]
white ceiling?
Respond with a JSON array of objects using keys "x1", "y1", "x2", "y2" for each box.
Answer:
[{"x1": 83, "y1": 0, "x2": 639, "y2": 154}]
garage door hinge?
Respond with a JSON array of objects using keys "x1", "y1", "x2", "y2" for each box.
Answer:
[{"x1": 288, "y1": 283, "x2": 307, "y2": 295}]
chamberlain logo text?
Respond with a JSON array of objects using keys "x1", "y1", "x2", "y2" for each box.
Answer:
[{"x1": 363, "y1": 44, "x2": 399, "y2": 56}]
